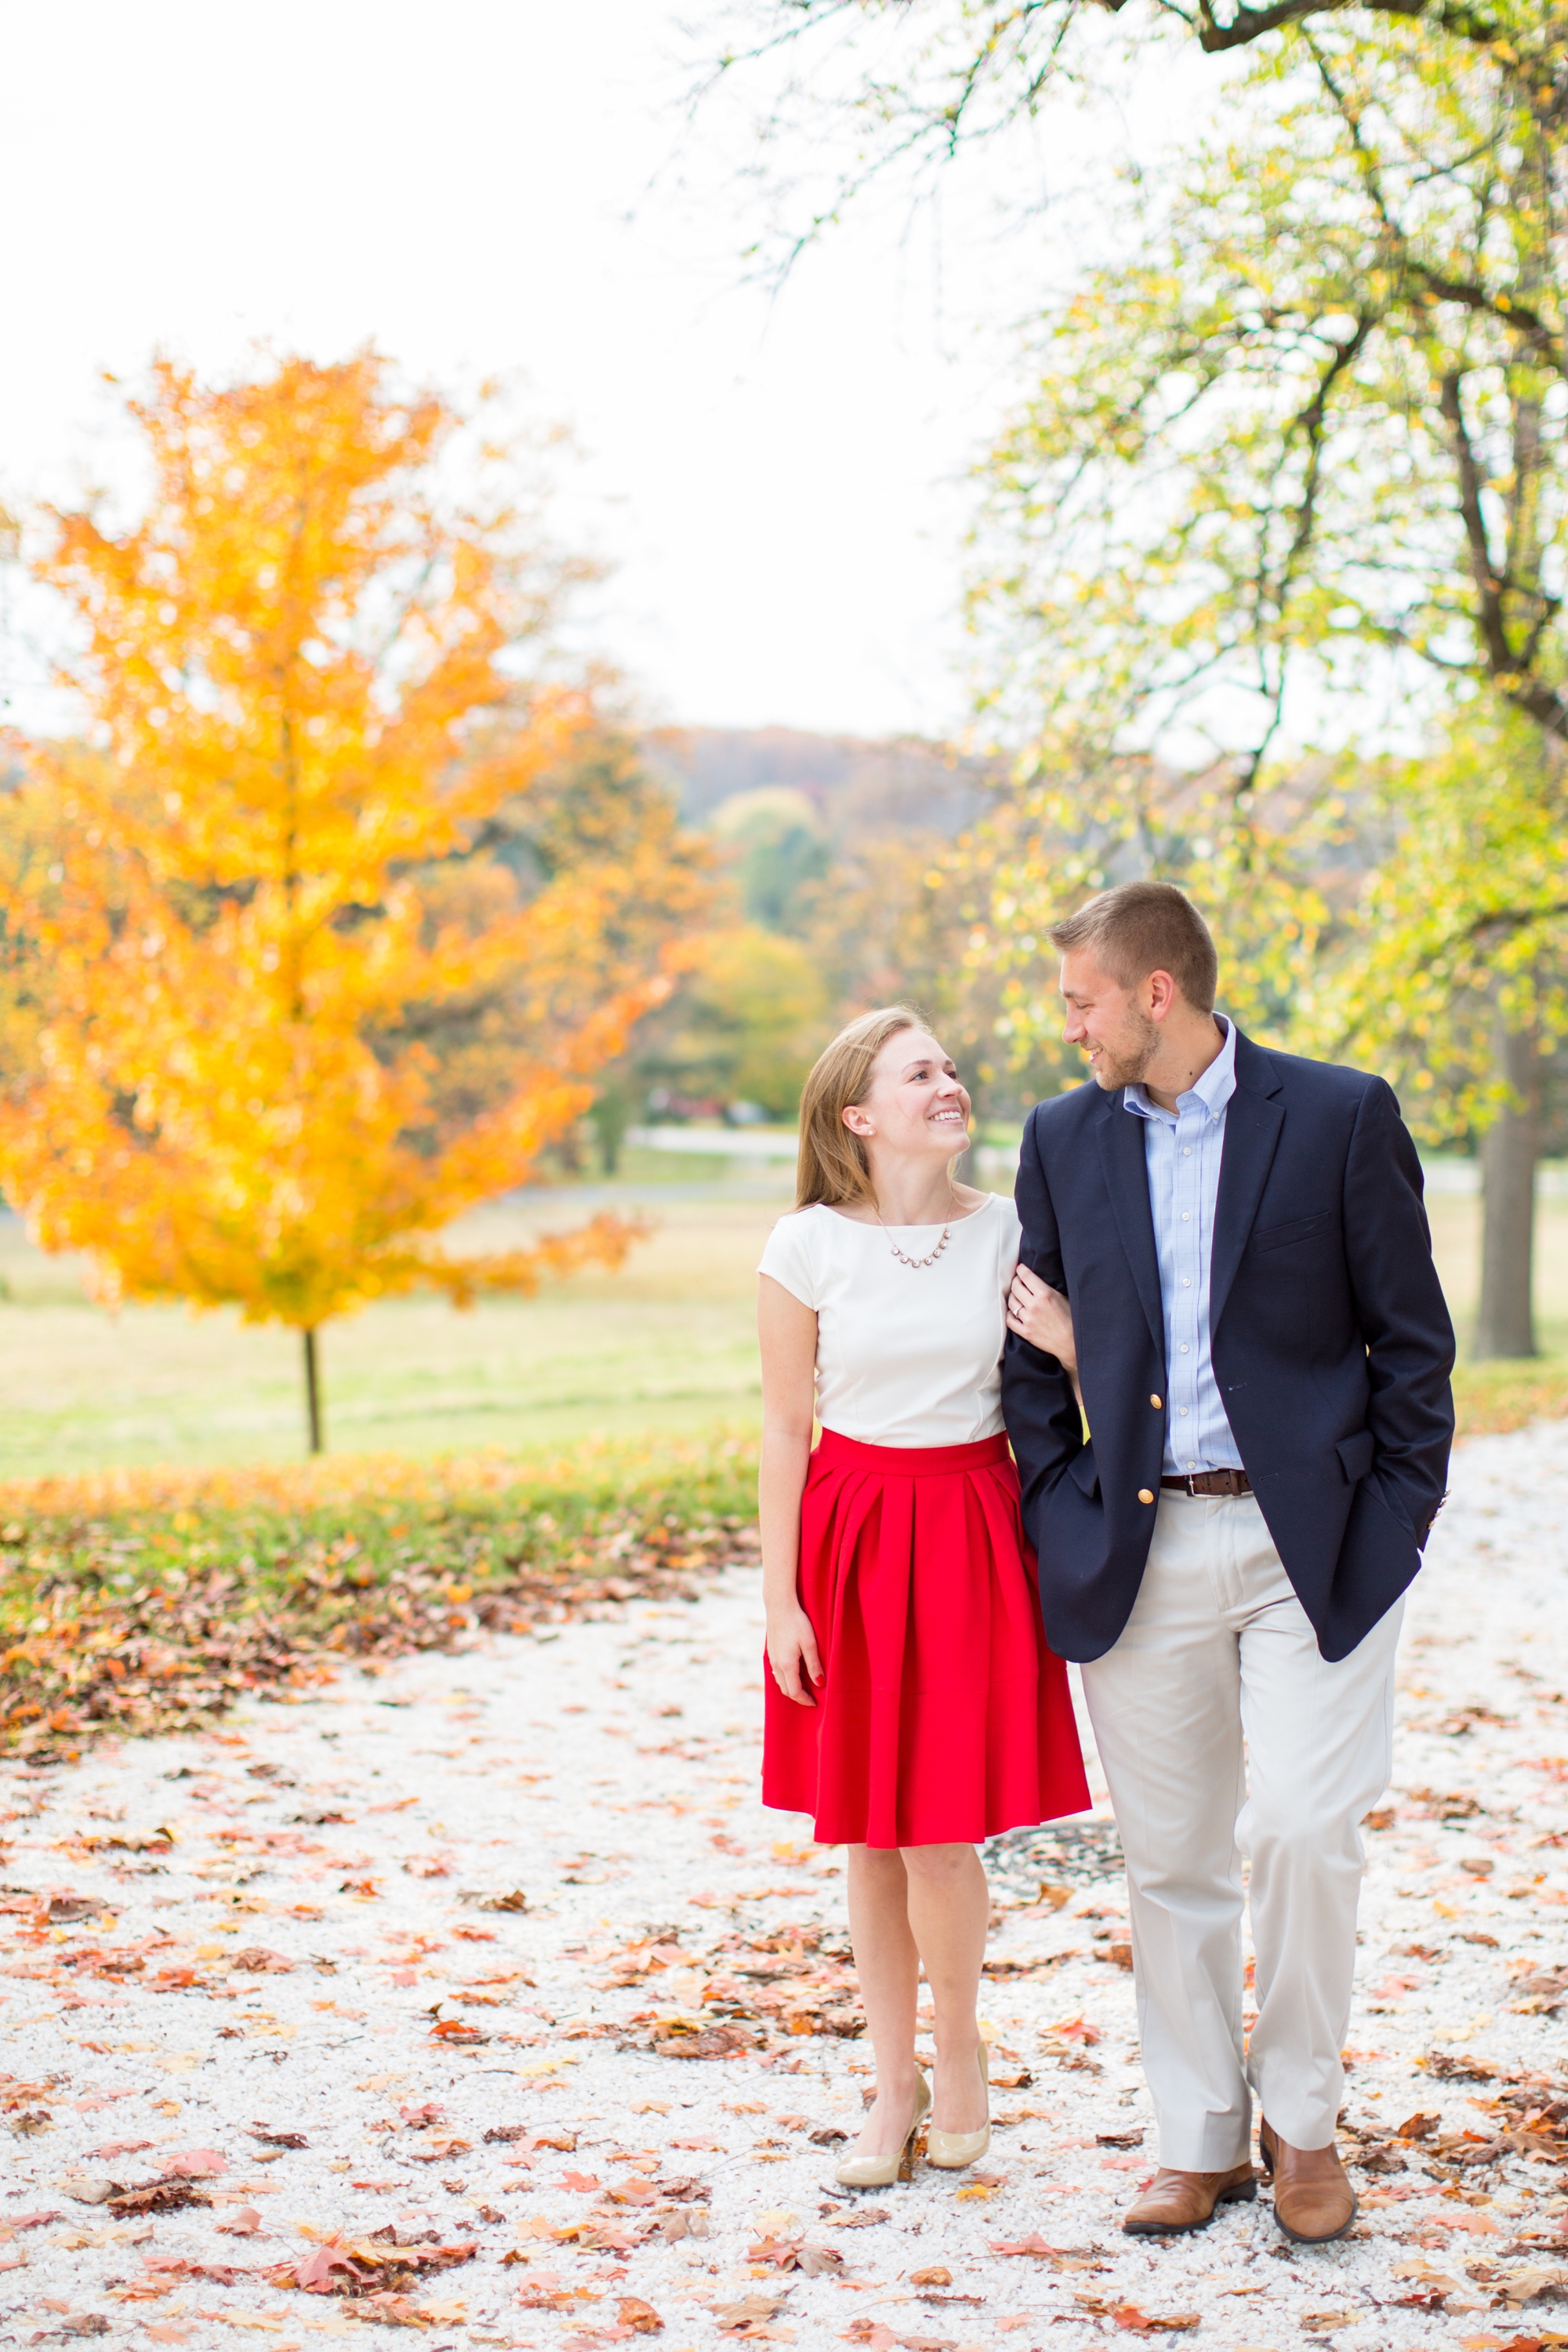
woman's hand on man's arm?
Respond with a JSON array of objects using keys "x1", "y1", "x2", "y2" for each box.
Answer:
[{"x1": 1007, "y1": 1261, "x2": 1078, "y2": 1374}]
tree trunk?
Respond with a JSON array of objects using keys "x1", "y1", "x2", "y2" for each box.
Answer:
[
  {"x1": 303, "y1": 1327, "x2": 325, "y2": 1454},
  {"x1": 1475, "y1": 1020, "x2": 1541, "y2": 1359}
]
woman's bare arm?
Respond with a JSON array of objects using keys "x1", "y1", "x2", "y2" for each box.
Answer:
[{"x1": 757, "y1": 1272, "x2": 825, "y2": 1707}]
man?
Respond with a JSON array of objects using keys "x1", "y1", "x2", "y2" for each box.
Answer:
[{"x1": 1000, "y1": 880, "x2": 1454, "y2": 2245}]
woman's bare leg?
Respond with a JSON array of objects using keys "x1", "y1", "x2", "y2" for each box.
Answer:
[
  {"x1": 903, "y1": 1842, "x2": 989, "y2": 2135},
  {"x1": 844, "y1": 1843, "x2": 922, "y2": 2161}
]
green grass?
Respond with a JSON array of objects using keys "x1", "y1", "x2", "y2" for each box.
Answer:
[
  {"x1": 0, "y1": 1180, "x2": 1563, "y2": 1479},
  {"x1": 0, "y1": 1193, "x2": 785, "y2": 1475}
]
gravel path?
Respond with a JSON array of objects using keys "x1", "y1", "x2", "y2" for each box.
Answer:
[{"x1": 5, "y1": 1423, "x2": 1568, "y2": 2351}]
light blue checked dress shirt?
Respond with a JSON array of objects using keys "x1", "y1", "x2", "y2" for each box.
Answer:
[{"x1": 1122, "y1": 1016, "x2": 1245, "y2": 1476}]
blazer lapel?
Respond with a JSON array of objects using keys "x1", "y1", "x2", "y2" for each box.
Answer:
[
  {"x1": 1210, "y1": 1029, "x2": 1285, "y2": 1335},
  {"x1": 1095, "y1": 1091, "x2": 1165, "y2": 1362}
]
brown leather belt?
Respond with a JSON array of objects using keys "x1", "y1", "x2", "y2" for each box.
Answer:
[{"x1": 1160, "y1": 1468, "x2": 1253, "y2": 1498}]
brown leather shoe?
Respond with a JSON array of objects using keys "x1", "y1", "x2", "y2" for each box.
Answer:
[
  {"x1": 1122, "y1": 2162, "x2": 1257, "y2": 2235},
  {"x1": 1259, "y1": 2118, "x2": 1357, "y2": 2243}
]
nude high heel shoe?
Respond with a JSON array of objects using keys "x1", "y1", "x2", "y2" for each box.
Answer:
[
  {"x1": 926, "y1": 2038, "x2": 990, "y2": 2171},
  {"x1": 833, "y1": 2072, "x2": 931, "y2": 2189}
]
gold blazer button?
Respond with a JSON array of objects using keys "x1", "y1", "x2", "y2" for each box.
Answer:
[
  {"x1": 1138, "y1": 1488, "x2": 1155, "y2": 1504},
  {"x1": 1150, "y1": 1393, "x2": 1163, "y2": 1408}
]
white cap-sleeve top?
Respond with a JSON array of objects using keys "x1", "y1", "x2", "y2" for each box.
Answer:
[{"x1": 757, "y1": 1193, "x2": 1023, "y2": 1448}]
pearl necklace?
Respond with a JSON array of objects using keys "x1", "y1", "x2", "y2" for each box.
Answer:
[{"x1": 877, "y1": 1190, "x2": 960, "y2": 1270}]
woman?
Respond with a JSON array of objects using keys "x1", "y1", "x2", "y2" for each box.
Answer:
[{"x1": 758, "y1": 1005, "x2": 1088, "y2": 2189}]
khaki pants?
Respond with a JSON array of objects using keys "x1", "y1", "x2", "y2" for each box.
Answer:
[{"x1": 1080, "y1": 1490, "x2": 1402, "y2": 2168}]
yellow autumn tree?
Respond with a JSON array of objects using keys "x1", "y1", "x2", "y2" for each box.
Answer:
[{"x1": 0, "y1": 351, "x2": 684, "y2": 1449}]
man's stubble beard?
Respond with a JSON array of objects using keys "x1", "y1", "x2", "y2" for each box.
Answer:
[{"x1": 1089, "y1": 1007, "x2": 1162, "y2": 1091}]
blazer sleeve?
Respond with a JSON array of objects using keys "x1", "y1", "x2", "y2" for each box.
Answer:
[
  {"x1": 1342, "y1": 1076, "x2": 1456, "y2": 1547},
  {"x1": 1001, "y1": 1106, "x2": 1090, "y2": 1542}
]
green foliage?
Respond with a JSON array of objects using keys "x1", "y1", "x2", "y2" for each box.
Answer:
[
  {"x1": 713, "y1": 786, "x2": 832, "y2": 933},
  {"x1": 711, "y1": 1, "x2": 1568, "y2": 273},
  {"x1": 1298, "y1": 705, "x2": 1568, "y2": 1138},
  {"x1": 956, "y1": 13, "x2": 1568, "y2": 1088},
  {"x1": 637, "y1": 924, "x2": 831, "y2": 1118},
  {"x1": 951, "y1": 750, "x2": 1335, "y2": 1076},
  {"x1": 970, "y1": 23, "x2": 1568, "y2": 753}
]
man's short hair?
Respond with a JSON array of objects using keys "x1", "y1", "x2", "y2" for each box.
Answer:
[{"x1": 1047, "y1": 880, "x2": 1218, "y2": 1014}]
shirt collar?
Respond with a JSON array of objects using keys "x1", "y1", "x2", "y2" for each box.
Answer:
[{"x1": 1123, "y1": 1014, "x2": 1237, "y2": 1123}]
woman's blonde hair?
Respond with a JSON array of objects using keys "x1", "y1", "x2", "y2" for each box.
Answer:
[{"x1": 795, "y1": 1004, "x2": 932, "y2": 1209}]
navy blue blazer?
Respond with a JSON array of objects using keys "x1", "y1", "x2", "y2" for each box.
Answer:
[{"x1": 1001, "y1": 1029, "x2": 1456, "y2": 1664}]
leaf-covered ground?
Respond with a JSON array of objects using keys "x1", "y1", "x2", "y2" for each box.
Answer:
[
  {"x1": 1452, "y1": 1368, "x2": 1568, "y2": 1440},
  {"x1": 0, "y1": 1421, "x2": 1566, "y2": 2348},
  {"x1": 0, "y1": 1437, "x2": 760, "y2": 1759},
  {"x1": 1, "y1": 1380, "x2": 1562, "y2": 1765}
]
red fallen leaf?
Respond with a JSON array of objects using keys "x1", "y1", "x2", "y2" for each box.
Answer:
[
  {"x1": 1048, "y1": 2016, "x2": 1103, "y2": 2045},
  {"x1": 162, "y1": 2148, "x2": 225, "y2": 2179},
  {"x1": 430, "y1": 2019, "x2": 486, "y2": 2043},
  {"x1": 405, "y1": 2135, "x2": 471, "y2": 2165},
  {"x1": 215, "y1": 2209, "x2": 262, "y2": 2236},
  {"x1": 1112, "y1": 2308, "x2": 1201, "y2": 2334},
  {"x1": 991, "y1": 2234, "x2": 1062, "y2": 2257},
  {"x1": 561, "y1": 2172, "x2": 604, "y2": 2192},
  {"x1": 292, "y1": 2245, "x2": 365, "y2": 2293},
  {"x1": 7, "y1": 2211, "x2": 63, "y2": 2231},
  {"x1": 354, "y1": 2292, "x2": 424, "y2": 2325},
  {"x1": 109, "y1": 2180, "x2": 210, "y2": 2218},
  {"x1": 748, "y1": 2238, "x2": 804, "y2": 2267}
]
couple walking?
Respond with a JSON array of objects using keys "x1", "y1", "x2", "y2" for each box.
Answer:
[{"x1": 757, "y1": 881, "x2": 1454, "y2": 2242}]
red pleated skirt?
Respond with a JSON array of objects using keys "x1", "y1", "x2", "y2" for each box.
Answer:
[{"x1": 763, "y1": 1428, "x2": 1091, "y2": 1849}]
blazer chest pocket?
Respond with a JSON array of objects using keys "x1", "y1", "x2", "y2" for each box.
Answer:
[
  {"x1": 1250, "y1": 1210, "x2": 1332, "y2": 1255},
  {"x1": 1336, "y1": 1429, "x2": 1374, "y2": 1484}
]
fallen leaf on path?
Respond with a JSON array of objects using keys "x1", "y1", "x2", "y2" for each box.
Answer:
[{"x1": 618, "y1": 2299, "x2": 663, "y2": 2334}]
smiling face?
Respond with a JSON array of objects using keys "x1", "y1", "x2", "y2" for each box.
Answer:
[
  {"x1": 1059, "y1": 947, "x2": 1163, "y2": 1091},
  {"x1": 841, "y1": 1027, "x2": 971, "y2": 1164}
]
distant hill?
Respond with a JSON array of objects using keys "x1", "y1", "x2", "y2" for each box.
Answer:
[{"x1": 641, "y1": 725, "x2": 996, "y2": 844}]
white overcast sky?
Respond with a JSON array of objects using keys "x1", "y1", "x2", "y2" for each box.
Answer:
[{"x1": 0, "y1": 2, "x2": 1199, "y2": 742}]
